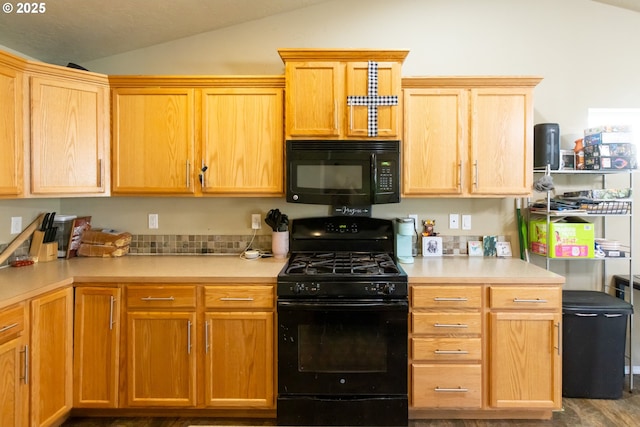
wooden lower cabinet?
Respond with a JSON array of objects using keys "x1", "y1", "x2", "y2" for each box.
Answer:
[
  {"x1": 73, "y1": 286, "x2": 121, "y2": 408},
  {"x1": 0, "y1": 302, "x2": 29, "y2": 427},
  {"x1": 30, "y1": 287, "x2": 74, "y2": 427},
  {"x1": 488, "y1": 286, "x2": 562, "y2": 409},
  {"x1": 125, "y1": 285, "x2": 197, "y2": 407},
  {"x1": 410, "y1": 283, "x2": 562, "y2": 418},
  {"x1": 203, "y1": 285, "x2": 275, "y2": 409}
]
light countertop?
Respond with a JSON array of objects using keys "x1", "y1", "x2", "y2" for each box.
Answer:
[{"x1": 0, "y1": 255, "x2": 563, "y2": 309}]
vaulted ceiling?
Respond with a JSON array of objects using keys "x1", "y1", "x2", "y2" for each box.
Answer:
[{"x1": 0, "y1": 0, "x2": 636, "y2": 66}]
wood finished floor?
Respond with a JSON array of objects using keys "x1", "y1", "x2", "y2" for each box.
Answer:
[{"x1": 63, "y1": 378, "x2": 640, "y2": 427}]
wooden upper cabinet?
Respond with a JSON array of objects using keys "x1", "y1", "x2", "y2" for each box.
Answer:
[
  {"x1": 403, "y1": 88, "x2": 467, "y2": 195},
  {"x1": 402, "y1": 77, "x2": 541, "y2": 197},
  {"x1": 284, "y1": 61, "x2": 343, "y2": 138},
  {"x1": 201, "y1": 86, "x2": 284, "y2": 196},
  {"x1": 279, "y1": 49, "x2": 408, "y2": 140},
  {"x1": 29, "y1": 75, "x2": 109, "y2": 196},
  {"x1": 470, "y1": 87, "x2": 534, "y2": 196},
  {"x1": 111, "y1": 88, "x2": 195, "y2": 195},
  {"x1": 0, "y1": 58, "x2": 24, "y2": 198}
]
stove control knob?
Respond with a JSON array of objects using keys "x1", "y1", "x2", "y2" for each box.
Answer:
[
  {"x1": 382, "y1": 283, "x2": 396, "y2": 295},
  {"x1": 293, "y1": 283, "x2": 304, "y2": 294}
]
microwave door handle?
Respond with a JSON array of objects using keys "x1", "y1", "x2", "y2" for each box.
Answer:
[{"x1": 370, "y1": 153, "x2": 377, "y2": 202}]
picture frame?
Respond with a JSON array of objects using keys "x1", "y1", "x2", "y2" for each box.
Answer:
[
  {"x1": 468, "y1": 241, "x2": 483, "y2": 256},
  {"x1": 496, "y1": 241, "x2": 513, "y2": 257},
  {"x1": 422, "y1": 236, "x2": 443, "y2": 257},
  {"x1": 482, "y1": 235, "x2": 498, "y2": 257},
  {"x1": 560, "y1": 149, "x2": 576, "y2": 170}
]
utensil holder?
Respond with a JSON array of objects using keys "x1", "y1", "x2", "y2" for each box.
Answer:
[
  {"x1": 272, "y1": 231, "x2": 289, "y2": 259},
  {"x1": 29, "y1": 230, "x2": 58, "y2": 262}
]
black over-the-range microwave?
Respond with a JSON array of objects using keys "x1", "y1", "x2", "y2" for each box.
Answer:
[{"x1": 285, "y1": 140, "x2": 401, "y2": 206}]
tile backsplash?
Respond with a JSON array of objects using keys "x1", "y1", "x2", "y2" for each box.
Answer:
[{"x1": 1, "y1": 234, "x2": 510, "y2": 267}]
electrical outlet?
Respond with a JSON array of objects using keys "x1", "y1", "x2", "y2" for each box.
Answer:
[
  {"x1": 449, "y1": 213, "x2": 459, "y2": 229},
  {"x1": 10, "y1": 217, "x2": 22, "y2": 234},
  {"x1": 408, "y1": 214, "x2": 418, "y2": 230},
  {"x1": 462, "y1": 214, "x2": 472, "y2": 230},
  {"x1": 148, "y1": 213, "x2": 159, "y2": 229},
  {"x1": 251, "y1": 213, "x2": 261, "y2": 230}
]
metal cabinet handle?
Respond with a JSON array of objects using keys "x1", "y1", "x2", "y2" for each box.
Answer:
[
  {"x1": 205, "y1": 320, "x2": 210, "y2": 354},
  {"x1": 434, "y1": 350, "x2": 469, "y2": 355},
  {"x1": 434, "y1": 323, "x2": 468, "y2": 328},
  {"x1": 20, "y1": 345, "x2": 29, "y2": 384},
  {"x1": 513, "y1": 298, "x2": 547, "y2": 303},
  {"x1": 186, "y1": 161, "x2": 190, "y2": 188},
  {"x1": 434, "y1": 297, "x2": 468, "y2": 302},
  {"x1": 575, "y1": 313, "x2": 598, "y2": 317},
  {"x1": 349, "y1": 104, "x2": 353, "y2": 130},
  {"x1": 0, "y1": 322, "x2": 18, "y2": 333},
  {"x1": 98, "y1": 158, "x2": 103, "y2": 188},
  {"x1": 473, "y1": 160, "x2": 478, "y2": 188},
  {"x1": 219, "y1": 297, "x2": 254, "y2": 301},
  {"x1": 109, "y1": 295, "x2": 116, "y2": 330},
  {"x1": 140, "y1": 296, "x2": 175, "y2": 302},
  {"x1": 457, "y1": 161, "x2": 462, "y2": 189},
  {"x1": 555, "y1": 322, "x2": 561, "y2": 356},
  {"x1": 187, "y1": 320, "x2": 192, "y2": 355},
  {"x1": 435, "y1": 386, "x2": 468, "y2": 393},
  {"x1": 334, "y1": 101, "x2": 338, "y2": 131}
]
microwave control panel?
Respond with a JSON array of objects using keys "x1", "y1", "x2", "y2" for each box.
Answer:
[{"x1": 377, "y1": 160, "x2": 395, "y2": 192}]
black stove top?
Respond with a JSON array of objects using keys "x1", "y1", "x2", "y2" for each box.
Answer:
[
  {"x1": 284, "y1": 251, "x2": 401, "y2": 276},
  {"x1": 277, "y1": 217, "x2": 407, "y2": 298}
]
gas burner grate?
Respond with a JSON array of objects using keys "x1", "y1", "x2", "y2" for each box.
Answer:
[{"x1": 285, "y1": 252, "x2": 400, "y2": 276}]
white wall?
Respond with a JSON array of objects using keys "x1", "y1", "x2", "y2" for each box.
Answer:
[{"x1": 3, "y1": 0, "x2": 640, "y2": 292}]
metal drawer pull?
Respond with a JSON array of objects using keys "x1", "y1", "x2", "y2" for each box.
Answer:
[
  {"x1": 220, "y1": 297, "x2": 254, "y2": 301},
  {"x1": 187, "y1": 320, "x2": 192, "y2": 354},
  {"x1": 434, "y1": 350, "x2": 469, "y2": 355},
  {"x1": 140, "y1": 296, "x2": 175, "y2": 301},
  {"x1": 605, "y1": 314, "x2": 623, "y2": 318},
  {"x1": 109, "y1": 296, "x2": 116, "y2": 330},
  {"x1": 0, "y1": 322, "x2": 19, "y2": 333},
  {"x1": 435, "y1": 386, "x2": 468, "y2": 393},
  {"x1": 20, "y1": 345, "x2": 29, "y2": 384},
  {"x1": 434, "y1": 297, "x2": 468, "y2": 302},
  {"x1": 575, "y1": 313, "x2": 598, "y2": 317},
  {"x1": 434, "y1": 323, "x2": 468, "y2": 328},
  {"x1": 513, "y1": 298, "x2": 547, "y2": 303},
  {"x1": 205, "y1": 320, "x2": 210, "y2": 354}
]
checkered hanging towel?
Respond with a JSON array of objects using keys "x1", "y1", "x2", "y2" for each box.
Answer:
[{"x1": 346, "y1": 61, "x2": 398, "y2": 137}]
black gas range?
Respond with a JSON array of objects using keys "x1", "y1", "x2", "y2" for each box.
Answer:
[{"x1": 276, "y1": 216, "x2": 408, "y2": 427}]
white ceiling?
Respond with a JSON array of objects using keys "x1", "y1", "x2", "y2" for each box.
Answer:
[
  {"x1": 0, "y1": 0, "x2": 331, "y2": 65},
  {"x1": 0, "y1": 0, "x2": 636, "y2": 67}
]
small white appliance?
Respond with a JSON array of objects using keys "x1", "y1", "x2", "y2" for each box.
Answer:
[{"x1": 395, "y1": 217, "x2": 416, "y2": 264}]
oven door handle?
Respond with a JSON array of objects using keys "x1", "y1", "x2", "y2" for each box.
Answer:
[{"x1": 278, "y1": 300, "x2": 408, "y2": 311}]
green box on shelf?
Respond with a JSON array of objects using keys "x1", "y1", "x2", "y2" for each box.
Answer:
[{"x1": 529, "y1": 217, "x2": 595, "y2": 258}]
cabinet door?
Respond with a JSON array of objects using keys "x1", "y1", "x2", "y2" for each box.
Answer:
[
  {"x1": 201, "y1": 88, "x2": 283, "y2": 195},
  {"x1": 0, "y1": 337, "x2": 29, "y2": 427},
  {"x1": 346, "y1": 61, "x2": 401, "y2": 138},
  {"x1": 73, "y1": 287, "x2": 120, "y2": 408},
  {"x1": 111, "y1": 88, "x2": 195, "y2": 194},
  {"x1": 204, "y1": 311, "x2": 274, "y2": 408},
  {"x1": 284, "y1": 62, "x2": 343, "y2": 138},
  {"x1": 0, "y1": 63, "x2": 23, "y2": 197},
  {"x1": 126, "y1": 311, "x2": 196, "y2": 407},
  {"x1": 30, "y1": 76, "x2": 108, "y2": 195},
  {"x1": 403, "y1": 89, "x2": 467, "y2": 195},
  {"x1": 30, "y1": 287, "x2": 73, "y2": 427},
  {"x1": 489, "y1": 311, "x2": 561, "y2": 409},
  {"x1": 469, "y1": 87, "x2": 533, "y2": 195}
]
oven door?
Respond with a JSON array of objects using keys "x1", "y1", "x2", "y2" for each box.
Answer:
[{"x1": 278, "y1": 298, "x2": 408, "y2": 396}]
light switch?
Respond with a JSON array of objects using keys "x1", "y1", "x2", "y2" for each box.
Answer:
[
  {"x1": 462, "y1": 215, "x2": 472, "y2": 230},
  {"x1": 449, "y1": 213, "x2": 459, "y2": 229}
]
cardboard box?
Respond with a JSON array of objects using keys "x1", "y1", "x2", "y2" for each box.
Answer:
[
  {"x1": 583, "y1": 143, "x2": 635, "y2": 158},
  {"x1": 529, "y1": 217, "x2": 595, "y2": 258},
  {"x1": 584, "y1": 155, "x2": 637, "y2": 170}
]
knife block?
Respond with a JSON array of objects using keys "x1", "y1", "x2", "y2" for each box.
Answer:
[{"x1": 29, "y1": 230, "x2": 58, "y2": 262}]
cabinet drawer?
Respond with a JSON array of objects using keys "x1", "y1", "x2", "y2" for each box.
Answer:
[
  {"x1": 412, "y1": 312, "x2": 481, "y2": 335},
  {"x1": 412, "y1": 286, "x2": 482, "y2": 309},
  {"x1": 0, "y1": 302, "x2": 25, "y2": 344},
  {"x1": 490, "y1": 286, "x2": 561, "y2": 310},
  {"x1": 411, "y1": 364, "x2": 482, "y2": 408},
  {"x1": 204, "y1": 285, "x2": 274, "y2": 309},
  {"x1": 127, "y1": 285, "x2": 196, "y2": 309},
  {"x1": 412, "y1": 337, "x2": 481, "y2": 361}
]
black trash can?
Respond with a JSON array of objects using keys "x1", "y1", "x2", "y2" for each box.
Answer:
[{"x1": 562, "y1": 290, "x2": 633, "y2": 399}]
